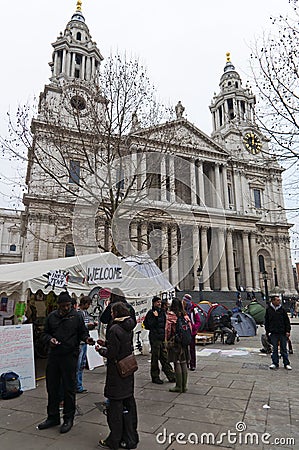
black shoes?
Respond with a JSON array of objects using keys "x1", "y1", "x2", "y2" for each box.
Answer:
[
  {"x1": 152, "y1": 378, "x2": 163, "y2": 384},
  {"x1": 38, "y1": 418, "x2": 60, "y2": 430},
  {"x1": 60, "y1": 418, "x2": 73, "y2": 434}
]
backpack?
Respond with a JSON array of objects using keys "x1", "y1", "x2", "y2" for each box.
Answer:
[
  {"x1": 175, "y1": 315, "x2": 192, "y2": 347},
  {"x1": 0, "y1": 371, "x2": 23, "y2": 400}
]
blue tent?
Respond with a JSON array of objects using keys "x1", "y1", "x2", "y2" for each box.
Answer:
[{"x1": 231, "y1": 311, "x2": 257, "y2": 337}]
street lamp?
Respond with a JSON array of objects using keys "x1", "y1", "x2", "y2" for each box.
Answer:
[
  {"x1": 197, "y1": 266, "x2": 203, "y2": 302},
  {"x1": 273, "y1": 267, "x2": 279, "y2": 287},
  {"x1": 262, "y1": 270, "x2": 269, "y2": 304}
]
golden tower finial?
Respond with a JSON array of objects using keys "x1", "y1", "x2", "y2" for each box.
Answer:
[
  {"x1": 76, "y1": 0, "x2": 82, "y2": 11},
  {"x1": 226, "y1": 52, "x2": 231, "y2": 63}
]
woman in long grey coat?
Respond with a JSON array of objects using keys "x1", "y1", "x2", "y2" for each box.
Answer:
[{"x1": 97, "y1": 302, "x2": 139, "y2": 449}]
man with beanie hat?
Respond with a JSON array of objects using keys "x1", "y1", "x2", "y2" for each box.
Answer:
[
  {"x1": 38, "y1": 291, "x2": 95, "y2": 434},
  {"x1": 143, "y1": 296, "x2": 175, "y2": 384},
  {"x1": 182, "y1": 294, "x2": 201, "y2": 370}
]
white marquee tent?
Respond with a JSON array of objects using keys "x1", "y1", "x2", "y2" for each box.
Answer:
[{"x1": 0, "y1": 252, "x2": 172, "y2": 300}]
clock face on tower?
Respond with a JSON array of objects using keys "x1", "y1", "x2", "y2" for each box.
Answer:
[
  {"x1": 243, "y1": 132, "x2": 262, "y2": 155},
  {"x1": 63, "y1": 84, "x2": 91, "y2": 117}
]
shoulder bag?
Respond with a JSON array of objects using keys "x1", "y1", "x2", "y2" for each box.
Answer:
[{"x1": 116, "y1": 353, "x2": 138, "y2": 378}]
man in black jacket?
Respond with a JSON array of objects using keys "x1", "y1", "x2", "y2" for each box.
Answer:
[
  {"x1": 144, "y1": 296, "x2": 175, "y2": 384},
  {"x1": 38, "y1": 291, "x2": 95, "y2": 433},
  {"x1": 265, "y1": 295, "x2": 292, "y2": 370}
]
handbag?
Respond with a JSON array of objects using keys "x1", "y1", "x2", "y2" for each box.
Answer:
[{"x1": 116, "y1": 353, "x2": 138, "y2": 378}]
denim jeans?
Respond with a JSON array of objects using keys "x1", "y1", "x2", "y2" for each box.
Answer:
[
  {"x1": 270, "y1": 334, "x2": 290, "y2": 367},
  {"x1": 76, "y1": 343, "x2": 87, "y2": 391}
]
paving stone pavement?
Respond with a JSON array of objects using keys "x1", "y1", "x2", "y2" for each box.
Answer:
[{"x1": 1, "y1": 320, "x2": 299, "y2": 450}]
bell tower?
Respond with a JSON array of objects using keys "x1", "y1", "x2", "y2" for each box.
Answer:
[
  {"x1": 49, "y1": 0, "x2": 103, "y2": 86},
  {"x1": 210, "y1": 53, "x2": 256, "y2": 139}
]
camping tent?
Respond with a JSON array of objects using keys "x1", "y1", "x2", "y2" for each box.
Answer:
[
  {"x1": 243, "y1": 300, "x2": 266, "y2": 325},
  {"x1": 231, "y1": 311, "x2": 257, "y2": 337},
  {"x1": 0, "y1": 252, "x2": 171, "y2": 300}
]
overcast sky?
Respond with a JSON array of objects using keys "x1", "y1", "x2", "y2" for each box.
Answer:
[
  {"x1": 1, "y1": 0, "x2": 298, "y2": 259},
  {"x1": 1, "y1": 0, "x2": 292, "y2": 135}
]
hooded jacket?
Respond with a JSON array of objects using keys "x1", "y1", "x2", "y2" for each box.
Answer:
[{"x1": 100, "y1": 316, "x2": 136, "y2": 400}]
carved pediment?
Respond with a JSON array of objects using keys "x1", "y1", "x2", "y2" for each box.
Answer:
[{"x1": 133, "y1": 119, "x2": 228, "y2": 156}]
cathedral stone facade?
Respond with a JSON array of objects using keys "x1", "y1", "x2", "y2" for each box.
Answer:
[{"x1": 12, "y1": 2, "x2": 296, "y2": 298}]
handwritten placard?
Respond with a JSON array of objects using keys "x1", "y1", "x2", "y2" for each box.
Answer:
[
  {"x1": 0, "y1": 324, "x2": 35, "y2": 391},
  {"x1": 86, "y1": 329, "x2": 104, "y2": 370}
]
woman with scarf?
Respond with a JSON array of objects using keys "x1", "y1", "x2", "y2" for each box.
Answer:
[
  {"x1": 182, "y1": 294, "x2": 201, "y2": 371},
  {"x1": 97, "y1": 302, "x2": 139, "y2": 449}
]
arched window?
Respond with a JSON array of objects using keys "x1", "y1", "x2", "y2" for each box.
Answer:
[
  {"x1": 259, "y1": 255, "x2": 265, "y2": 273},
  {"x1": 76, "y1": 32, "x2": 82, "y2": 41},
  {"x1": 65, "y1": 243, "x2": 75, "y2": 257}
]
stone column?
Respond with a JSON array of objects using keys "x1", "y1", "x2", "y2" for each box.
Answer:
[
  {"x1": 242, "y1": 231, "x2": 253, "y2": 290},
  {"x1": 66, "y1": 52, "x2": 71, "y2": 77},
  {"x1": 233, "y1": 168, "x2": 241, "y2": 212},
  {"x1": 284, "y1": 235, "x2": 294, "y2": 292},
  {"x1": 218, "y1": 228, "x2": 229, "y2": 290},
  {"x1": 214, "y1": 163, "x2": 221, "y2": 208},
  {"x1": 98, "y1": 222, "x2": 106, "y2": 253},
  {"x1": 169, "y1": 155, "x2": 176, "y2": 203},
  {"x1": 226, "y1": 228, "x2": 236, "y2": 290},
  {"x1": 161, "y1": 223, "x2": 169, "y2": 273},
  {"x1": 190, "y1": 158, "x2": 197, "y2": 205},
  {"x1": 139, "y1": 154, "x2": 147, "y2": 192},
  {"x1": 71, "y1": 52, "x2": 76, "y2": 78},
  {"x1": 130, "y1": 152, "x2": 138, "y2": 191},
  {"x1": 160, "y1": 155, "x2": 167, "y2": 202},
  {"x1": 222, "y1": 165, "x2": 229, "y2": 210},
  {"x1": 53, "y1": 52, "x2": 58, "y2": 77},
  {"x1": 192, "y1": 224, "x2": 200, "y2": 290},
  {"x1": 81, "y1": 55, "x2": 86, "y2": 80},
  {"x1": 62, "y1": 49, "x2": 67, "y2": 74},
  {"x1": 140, "y1": 222, "x2": 148, "y2": 252},
  {"x1": 200, "y1": 226, "x2": 211, "y2": 290},
  {"x1": 170, "y1": 225, "x2": 179, "y2": 287},
  {"x1": 249, "y1": 232, "x2": 259, "y2": 290},
  {"x1": 91, "y1": 57, "x2": 95, "y2": 79},
  {"x1": 197, "y1": 160, "x2": 205, "y2": 206},
  {"x1": 130, "y1": 222, "x2": 138, "y2": 255}
]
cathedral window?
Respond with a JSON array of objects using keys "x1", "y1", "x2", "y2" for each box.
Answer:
[
  {"x1": 116, "y1": 167, "x2": 125, "y2": 190},
  {"x1": 76, "y1": 32, "x2": 82, "y2": 41},
  {"x1": 75, "y1": 69, "x2": 80, "y2": 78},
  {"x1": 65, "y1": 243, "x2": 75, "y2": 257},
  {"x1": 228, "y1": 183, "x2": 234, "y2": 206},
  {"x1": 75, "y1": 54, "x2": 82, "y2": 65},
  {"x1": 240, "y1": 100, "x2": 245, "y2": 119},
  {"x1": 69, "y1": 160, "x2": 80, "y2": 184},
  {"x1": 259, "y1": 255, "x2": 265, "y2": 273},
  {"x1": 9, "y1": 244, "x2": 16, "y2": 252},
  {"x1": 253, "y1": 189, "x2": 262, "y2": 209},
  {"x1": 219, "y1": 107, "x2": 223, "y2": 126}
]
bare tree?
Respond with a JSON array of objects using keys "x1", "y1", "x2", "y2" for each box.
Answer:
[
  {"x1": 250, "y1": 0, "x2": 299, "y2": 166},
  {"x1": 1, "y1": 55, "x2": 179, "y2": 255}
]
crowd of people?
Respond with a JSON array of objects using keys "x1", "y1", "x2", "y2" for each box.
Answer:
[{"x1": 36, "y1": 289, "x2": 293, "y2": 449}]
